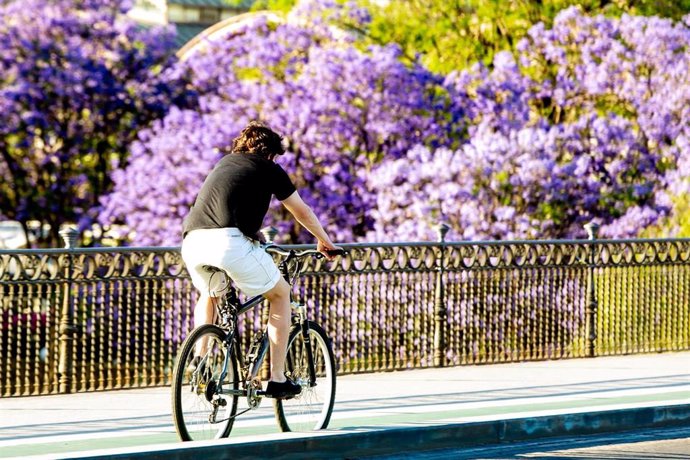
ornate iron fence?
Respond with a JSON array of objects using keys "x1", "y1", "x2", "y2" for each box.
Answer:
[{"x1": 2, "y1": 228, "x2": 689, "y2": 396}]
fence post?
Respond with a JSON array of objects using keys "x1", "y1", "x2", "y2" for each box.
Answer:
[
  {"x1": 433, "y1": 223, "x2": 450, "y2": 367},
  {"x1": 584, "y1": 222, "x2": 599, "y2": 358},
  {"x1": 58, "y1": 227, "x2": 79, "y2": 393}
]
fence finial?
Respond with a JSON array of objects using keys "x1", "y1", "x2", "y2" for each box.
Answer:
[
  {"x1": 436, "y1": 222, "x2": 450, "y2": 242},
  {"x1": 260, "y1": 226, "x2": 278, "y2": 244},
  {"x1": 584, "y1": 222, "x2": 600, "y2": 240},
  {"x1": 59, "y1": 227, "x2": 79, "y2": 249}
]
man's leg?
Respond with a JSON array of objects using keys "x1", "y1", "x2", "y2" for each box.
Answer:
[
  {"x1": 262, "y1": 278, "x2": 292, "y2": 383},
  {"x1": 194, "y1": 293, "x2": 215, "y2": 327},
  {"x1": 194, "y1": 294, "x2": 216, "y2": 356}
]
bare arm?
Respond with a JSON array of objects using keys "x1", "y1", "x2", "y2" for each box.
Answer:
[{"x1": 281, "y1": 191, "x2": 340, "y2": 257}]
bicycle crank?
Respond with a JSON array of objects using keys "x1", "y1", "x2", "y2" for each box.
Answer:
[{"x1": 247, "y1": 378, "x2": 263, "y2": 409}]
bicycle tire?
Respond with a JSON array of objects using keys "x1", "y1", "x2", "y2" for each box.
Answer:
[
  {"x1": 274, "y1": 321, "x2": 336, "y2": 432},
  {"x1": 172, "y1": 324, "x2": 239, "y2": 441}
]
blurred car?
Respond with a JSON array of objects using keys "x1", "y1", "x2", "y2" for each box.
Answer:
[{"x1": 0, "y1": 220, "x2": 28, "y2": 249}]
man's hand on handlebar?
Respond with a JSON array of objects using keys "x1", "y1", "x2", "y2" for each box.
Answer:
[{"x1": 317, "y1": 240, "x2": 345, "y2": 260}]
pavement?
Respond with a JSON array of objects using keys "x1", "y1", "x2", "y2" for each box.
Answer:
[{"x1": 1, "y1": 352, "x2": 689, "y2": 459}]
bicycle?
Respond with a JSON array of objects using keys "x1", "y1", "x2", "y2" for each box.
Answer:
[{"x1": 171, "y1": 244, "x2": 345, "y2": 441}]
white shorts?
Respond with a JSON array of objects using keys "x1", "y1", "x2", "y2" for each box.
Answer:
[{"x1": 181, "y1": 227, "x2": 281, "y2": 297}]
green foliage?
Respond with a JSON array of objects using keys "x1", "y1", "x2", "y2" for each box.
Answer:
[
  {"x1": 643, "y1": 195, "x2": 690, "y2": 238},
  {"x1": 360, "y1": 0, "x2": 690, "y2": 74}
]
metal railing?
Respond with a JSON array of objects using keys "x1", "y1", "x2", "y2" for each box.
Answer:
[{"x1": 2, "y1": 226, "x2": 689, "y2": 396}]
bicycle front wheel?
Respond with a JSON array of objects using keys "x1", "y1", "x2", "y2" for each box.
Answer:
[
  {"x1": 172, "y1": 324, "x2": 239, "y2": 441},
  {"x1": 274, "y1": 321, "x2": 336, "y2": 432}
]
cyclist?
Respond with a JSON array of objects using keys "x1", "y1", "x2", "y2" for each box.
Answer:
[{"x1": 181, "y1": 121, "x2": 340, "y2": 399}]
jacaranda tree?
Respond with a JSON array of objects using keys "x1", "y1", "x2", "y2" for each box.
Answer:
[
  {"x1": 100, "y1": 0, "x2": 463, "y2": 245},
  {"x1": 367, "y1": 7, "x2": 690, "y2": 241},
  {"x1": 0, "y1": 0, "x2": 193, "y2": 246}
]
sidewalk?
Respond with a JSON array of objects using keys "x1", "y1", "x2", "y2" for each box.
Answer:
[{"x1": 1, "y1": 352, "x2": 689, "y2": 459}]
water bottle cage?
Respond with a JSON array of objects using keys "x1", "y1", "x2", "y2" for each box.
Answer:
[{"x1": 246, "y1": 331, "x2": 265, "y2": 362}]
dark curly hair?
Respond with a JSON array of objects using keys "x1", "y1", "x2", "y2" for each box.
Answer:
[{"x1": 230, "y1": 121, "x2": 285, "y2": 159}]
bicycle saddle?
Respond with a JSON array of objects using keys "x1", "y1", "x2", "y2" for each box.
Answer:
[{"x1": 203, "y1": 265, "x2": 224, "y2": 273}]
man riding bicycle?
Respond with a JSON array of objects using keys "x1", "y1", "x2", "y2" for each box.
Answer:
[{"x1": 181, "y1": 121, "x2": 340, "y2": 399}]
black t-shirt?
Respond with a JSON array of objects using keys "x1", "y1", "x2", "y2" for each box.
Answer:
[{"x1": 182, "y1": 153, "x2": 296, "y2": 238}]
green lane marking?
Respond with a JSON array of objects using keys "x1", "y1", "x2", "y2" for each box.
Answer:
[
  {"x1": 0, "y1": 425, "x2": 281, "y2": 458},
  {"x1": 3, "y1": 391, "x2": 689, "y2": 458},
  {"x1": 331, "y1": 390, "x2": 690, "y2": 429},
  {"x1": 0, "y1": 434, "x2": 180, "y2": 458}
]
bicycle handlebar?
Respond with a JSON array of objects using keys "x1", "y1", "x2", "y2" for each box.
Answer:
[{"x1": 264, "y1": 245, "x2": 347, "y2": 259}]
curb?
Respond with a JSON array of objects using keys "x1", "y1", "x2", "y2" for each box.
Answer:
[{"x1": 46, "y1": 404, "x2": 690, "y2": 460}]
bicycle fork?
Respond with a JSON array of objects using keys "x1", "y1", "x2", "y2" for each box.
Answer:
[{"x1": 292, "y1": 301, "x2": 317, "y2": 387}]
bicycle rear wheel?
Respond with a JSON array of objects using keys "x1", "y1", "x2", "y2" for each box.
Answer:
[
  {"x1": 274, "y1": 321, "x2": 336, "y2": 432},
  {"x1": 172, "y1": 324, "x2": 239, "y2": 441}
]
